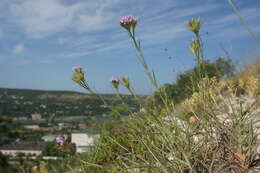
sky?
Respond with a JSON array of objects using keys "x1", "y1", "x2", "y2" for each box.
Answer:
[{"x1": 0, "y1": 0, "x2": 260, "y2": 94}]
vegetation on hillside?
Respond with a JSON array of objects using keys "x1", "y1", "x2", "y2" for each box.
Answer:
[
  {"x1": 151, "y1": 57, "x2": 235, "y2": 106},
  {"x1": 0, "y1": 88, "x2": 139, "y2": 119},
  {"x1": 7, "y1": 2, "x2": 260, "y2": 172},
  {"x1": 30, "y1": 12, "x2": 260, "y2": 173},
  {"x1": 47, "y1": 59, "x2": 259, "y2": 173}
]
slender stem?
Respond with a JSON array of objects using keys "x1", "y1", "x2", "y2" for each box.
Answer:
[
  {"x1": 194, "y1": 32, "x2": 205, "y2": 80},
  {"x1": 79, "y1": 80, "x2": 109, "y2": 108},
  {"x1": 128, "y1": 87, "x2": 142, "y2": 104},
  {"x1": 79, "y1": 81, "x2": 130, "y2": 120},
  {"x1": 128, "y1": 30, "x2": 158, "y2": 88},
  {"x1": 127, "y1": 28, "x2": 172, "y2": 114},
  {"x1": 227, "y1": 0, "x2": 260, "y2": 45},
  {"x1": 195, "y1": 33, "x2": 204, "y2": 62},
  {"x1": 113, "y1": 87, "x2": 134, "y2": 115}
]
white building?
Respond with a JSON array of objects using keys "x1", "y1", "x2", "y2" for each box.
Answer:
[
  {"x1": 71, "y1": 132, "x2": 99, "y2": 153},
  {"x1": 31, "y1": 113, "x2": 42, "y2": 120},
  {"x1": 0, "y1": 142, "x2": 47, "y2": 156},
  {"x1": 41, "y1": 135, "x2": 56, "y2": 142},
  {"x1": 24, "y1": 125, "x2": 40, "y2": 130}
]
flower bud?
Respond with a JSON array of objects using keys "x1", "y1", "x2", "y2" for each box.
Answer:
[
  {"x1": 189, "y1": 39, "x2": 200, "y2": 56},
  {"x1": 122, "y1": 77, "x2": 130, "y2": 89},
  {"x1": 187, "y1": 18, "x2": 202, "y2": 34},
  {"x1": 72, "y1": 66, "x2": 85, "y2": 83}
]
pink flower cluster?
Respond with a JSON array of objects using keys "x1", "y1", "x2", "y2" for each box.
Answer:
[
  {"x1": 55, "y1": 137, "x2": 64, "y2": 145},
  {"x1": 120, "y1": 15, "x2": 138, "y2": 30},
  {"x1": 55, "y1": 134, "x2": 68, "y2": 146},
  {"x1": 120, "y1": 15, "x2": 138, "y2": 25}
]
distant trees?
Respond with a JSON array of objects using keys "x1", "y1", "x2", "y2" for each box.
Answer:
[
  {"x1": 0, "y1": 116, "x2": 19, "y2": 139},
  {"x1": 42, "y1": 143, "x2": 63, "y2": 157},
  {"x1": 0, "y1": 152, "x2": 9, "y2": 169},
  {"x1": 0, "y1": 88, "x2": 138, "y2": 118},
  {"x1": 108, "y1": 104, "x2": 129, "y2": 119},
  {"x1": 152, "y1": 57, "x2": 235, "y2": 105},
  {"x1": 0, "y1": 152, "x2": 17, "y2": 173},
  {"x1": 42, "y1": 142, "x2": 75, "y2": 157}
]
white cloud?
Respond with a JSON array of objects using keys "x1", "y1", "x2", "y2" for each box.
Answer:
[
  {"x1": 10, "y1": 0, "x2": 84, "y2": 38},
  {"x1": 39, "y1": 59, "x2": 53, "y2": 64},
  {"x1": 60, "y1": 39, "x2": 129, "y2": 58},
  {"x1": 13, "y1": 44, "x2": 24, "y2": 54},
  {"x1": 57, "y1": 38, "x2": 66, "y2": 45},
  {"x1": 61, "y1": 51, "x2": 91, "y2": 58},
  {"x1": 139, "y1": 23, "x2": 187, "y2": 46},
  {"x1": 0, "y1": 29, "x2": 3, "y2": 39},
  {"x1": 6, "y1": 0, "x2": 259, "y2": 59},
  {"x1": 7, "y1": 0, "x2": 182, "y2": 38},
  {"x1": 207, "y1": 7, "x2": 260, "y2": 40},
  {"x1": 9, "y1": 0, "x2": 120, "y2": 38},
  {"x1": 210, "y1": 22, "x2": 260, "y2": 40},
  {"x1": 212, "y1": 7, "x2": 260, "y2": 25},
  {"x1": 13, "y1": 58, "x2": 31, "y2": 65},
  {"x1": 120, "y1": 4, "x2": 220, "y2": 47},
  {"x1": 146, "y1": 4, "x2": 219, "y2": 24},
  {"x1": 62, "y1": 3, "x2": 220, "y2": 56}
]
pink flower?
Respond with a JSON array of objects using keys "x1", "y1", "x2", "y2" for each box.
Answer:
[
  {"x1": 110, "y1": 76, "x2": 119, "y2": 82},
  {"x1": 120, "y1": 15, "x2": 138, "y2": 30},
  {"x1": 122, "y1": 76, "x2": 130, "y2": 88},
  {"x1": 55, "y1": 136, "x2": 65, "y2": 146},
  {"x1": 72, "y1": 66, "x2": 82, "y2": 72},
  {"x1": 110, "y1": 76, "x2": 120, "y2": 88},
  {"x1": 120, "y1": 15, "x2": 138, "y2": 25}
]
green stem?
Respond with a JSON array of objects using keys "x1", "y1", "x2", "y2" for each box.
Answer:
[
  {"x1": 127, "y1": 28, "x2": 171, "y2": 114},
  {"x1": 128, "y1": 87, "x2": 142, "y2": 104},
  {"x1": 79, "y1": 80, "x2": 109, "y2": 108},
  {"x1": 195, "y1": 33, "x2": 205, "y2": 80},
  {"x1": 114, "y1": 87, "x2": 134, "y2": 115},
  {"x1": 128, "y1": 30, "x2": 158, "y2": 88},
  {"x1": 227, "y1": 0, "x2": 260, "y2": 45}
]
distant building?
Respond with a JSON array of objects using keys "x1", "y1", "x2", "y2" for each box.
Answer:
[
  {"x1": 58, "y1": 123, "x2": 73, "y2": 130},
  {"x1": 11, "y1": 95, "x2": 17, "y2": 99},
  {"x1": 31, "y1": 113, "x2": 42, "y2": 120},
  {"x1": 41, "y1": 135, "x2": 56, "y2": 142},
  {"x1": 78, "y1": 123, "x2": 88, "y2": 129},
  {"x1": 0, "y1": 142, "x2": 47, "y2": 156},
  {"x1": 71, "y1": 131, "x2": 99, "y2": 153},
  {"x1": 139, "y1": 108, "x2": 146, "y2": 113},
  {"x1": 24, "y1": 125, "x2": 40, "y2": 130},
  {"x1": 24, "y1": 101, "x2": 33, "y2": 105},
  {"x1": 14, "y1": 116, "x2": 28, "y2": 121},
  {"x1": 40, "y1": 104, "x2": 47, "y2": 109},
  {"x1": 39, "y1": 127, "x2": 53, "y2": 131}
]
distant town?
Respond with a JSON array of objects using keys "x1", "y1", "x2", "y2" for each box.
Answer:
[{"x1": 0, "y1": 88, "x2": 140, "y2": 171}]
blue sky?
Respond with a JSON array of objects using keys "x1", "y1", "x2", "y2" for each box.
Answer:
[{"x1": 0, "y1": 0, "x2": 260, "y2": 94}]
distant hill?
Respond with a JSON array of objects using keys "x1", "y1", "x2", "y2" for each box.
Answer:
[
  {"x1": 0, "y1": 88, "x2": 129, "y2": 100},
  {"x1": 0, "y1": 88, "x2": 139, "y2": 118}
]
